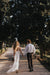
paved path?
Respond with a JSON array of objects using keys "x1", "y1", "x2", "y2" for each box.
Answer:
[{"x1": 0, "y1": 48, "x2": 50, "y2": 75}]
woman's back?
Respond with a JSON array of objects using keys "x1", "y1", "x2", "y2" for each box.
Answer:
[{"x1": 15, "y1": 46, "x2": 20, "y2": 51}]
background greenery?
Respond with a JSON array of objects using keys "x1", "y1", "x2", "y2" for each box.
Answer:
[{"x1": 0, "y1": 0, "x2": 50, "y2": 58}]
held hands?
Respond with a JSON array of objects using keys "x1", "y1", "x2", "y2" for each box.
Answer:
[{"x1": 22, "y1": 53, "x2": 24, "y2": 56}]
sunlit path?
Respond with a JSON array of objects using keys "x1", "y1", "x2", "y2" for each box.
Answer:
[{"x1": 0, "y1": 48, "x2": 50, "y2": 75}]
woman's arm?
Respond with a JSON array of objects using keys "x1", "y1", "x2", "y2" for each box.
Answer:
[
  {"x1": 19, "y1": 47, "x2": 23, "y2": 56},
  {"x1": 14, "y1": 47, "x2": 17, "y2": 56}
]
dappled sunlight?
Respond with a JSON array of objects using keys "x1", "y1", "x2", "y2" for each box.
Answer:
[{"x1": 0, "y1": 0, "x2": 50, "y2": 75}]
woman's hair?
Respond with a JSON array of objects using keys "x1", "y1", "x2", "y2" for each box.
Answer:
[{"x1": 13, "y1": 41, "x2": 20, "y2": 50}]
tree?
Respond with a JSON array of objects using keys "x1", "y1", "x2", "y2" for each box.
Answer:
[{"x1": 0, "y1": 0, "x2": 50, "y2": 58}]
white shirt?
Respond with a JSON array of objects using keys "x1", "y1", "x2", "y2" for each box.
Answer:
[{"x1": 24, "y1": 43, "x2": 36, "y2": 55}]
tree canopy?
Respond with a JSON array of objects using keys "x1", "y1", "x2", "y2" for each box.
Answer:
[{"x1": 0, "y1": 0, "x2": 50, "y2": 43}]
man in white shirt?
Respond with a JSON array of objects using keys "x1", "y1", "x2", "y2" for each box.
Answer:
[{"x1": 25, "y1": 39, "x2": 36, "y2": 72}]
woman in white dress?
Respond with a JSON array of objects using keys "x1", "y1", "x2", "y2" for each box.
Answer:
[{"x1": 7, "y1": 41, "x2": 23, "y2": 73}]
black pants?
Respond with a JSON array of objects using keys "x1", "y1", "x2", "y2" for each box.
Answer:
[{"x1": 27, "y1": 53, "x2": 33, "y2": 70}]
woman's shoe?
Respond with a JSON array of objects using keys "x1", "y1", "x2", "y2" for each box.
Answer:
[{"x1": 16, "y1": 70, "x2": 18, "y2": 73}]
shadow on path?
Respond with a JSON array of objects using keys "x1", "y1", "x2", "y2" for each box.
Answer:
[{"x1": 38, "y1": 59, "x2": 50, "y2": 72}]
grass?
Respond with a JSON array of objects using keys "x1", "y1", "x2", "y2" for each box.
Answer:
[
  {"x1": 43, "y1": 55, "x2": 50, "y2": 64},
  {"x1": 35, "y1": 49, "x2": 40, "y2": 55},
  {"x1": 36, "y1": 49, "x2": 50, "y2": 71},
  {"x1": 45, "y1": 54, "x2": 50, "y2": 58},
  {"x1": 0, "y1": 48, "x2": 6, "y2": 55},
  {"x1": 35, "y1": 49, "x2": 50, "y2": 63}
]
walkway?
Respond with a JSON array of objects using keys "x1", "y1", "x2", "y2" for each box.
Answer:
[{"x1": 0, "y1": 48, "x2": 50, "y2": 75}]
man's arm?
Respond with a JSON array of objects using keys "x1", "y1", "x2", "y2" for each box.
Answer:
[
  {"x1": 24, "y1": 45, "x2": 28, "y2": 55},
  {"x1": 19, "y1": 47, "x2": 23, "y2": 56}
]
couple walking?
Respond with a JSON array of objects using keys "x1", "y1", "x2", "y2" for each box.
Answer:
[{"x1": 7, "y1": 39, "x2": 36, "y2": 73}]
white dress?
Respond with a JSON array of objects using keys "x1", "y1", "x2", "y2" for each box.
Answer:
[{"x1": 7, "y1": 49, "x2": 20, "y2": 73}]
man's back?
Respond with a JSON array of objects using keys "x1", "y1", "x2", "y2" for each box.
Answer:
[{"x1": 26, "y1": 44, "x2": 36, "y2": 54}]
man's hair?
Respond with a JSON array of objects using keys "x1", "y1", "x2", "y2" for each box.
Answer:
[{"x1": 27, "y1": 39, "x2": 31, "y2": 43}]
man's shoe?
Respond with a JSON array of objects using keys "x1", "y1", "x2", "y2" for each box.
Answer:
[
  {"x1": 31, "y1": 69, "x2": 33, "y2": 71},
  {"x1": 29, "y1": 69, "x2": 33, "y2": 72}
]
